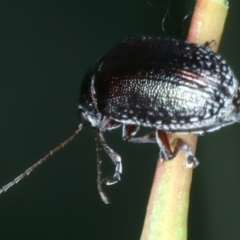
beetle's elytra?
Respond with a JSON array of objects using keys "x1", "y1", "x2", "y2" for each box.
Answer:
[
  {"x1": 79, "y1": 36, "x2": 239, "y2": 191},
  {"x1": 1, "y1": 36, "x2": 239, "y2": 203}
]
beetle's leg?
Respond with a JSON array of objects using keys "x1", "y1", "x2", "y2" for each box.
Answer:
[
  {"x1": 156, "y1": 130, "x2": 199, "y2": 168},
  {"x1": 122, "y1": 124, "x2": 140, "y2": 140},
  {"x1": 203, "y1": 40, "x2": 217, "y2": 49},
  {"x1": 97, "y1": 129, "x2": 122, "y2": 185},
  {"x1": 128, "y1": 132, "x2": 156, "y2": 143},
  {"x1": 95, "y1": 130, "x2": 110, "y2": 204},
  {"x1": 155, "y1": 130, "x2": 176, "y2": 159},
  {"x1": 122, "y1": 124, "x2": 156, "y2": 143}
]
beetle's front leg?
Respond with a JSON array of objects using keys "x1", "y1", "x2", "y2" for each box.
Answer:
[{"x1": 97, "y1": 130, "x2": 122, "y2": 185}]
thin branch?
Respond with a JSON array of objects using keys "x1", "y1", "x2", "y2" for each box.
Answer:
[{"x1": 140, "y1": 0, "x2": 229, "y2": 239}]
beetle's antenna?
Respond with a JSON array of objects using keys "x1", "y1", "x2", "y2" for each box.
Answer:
[
  {"x1": 96, "y1": 130, "x2": 110, "y2": 204},
  {"x1": 181, "y1": 4, "x2": 192, "y2": 37},
  {"x1": 147, "y1": 1, "x2": 169, "y2": 37},
  {"x1": 0, "y1": 124, "x2": 84, "y2": 195}
]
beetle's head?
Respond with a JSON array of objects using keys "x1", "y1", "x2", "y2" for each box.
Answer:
[{"x1": 78, "y1": 102, "x2": 101, "y2": 128}]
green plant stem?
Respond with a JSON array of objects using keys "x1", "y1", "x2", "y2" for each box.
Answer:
[{"x1": 140, "y1": 1, "x2": 228, "y2": 239}]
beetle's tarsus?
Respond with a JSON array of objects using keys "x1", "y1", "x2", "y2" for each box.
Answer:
[
  {"x1": 159, "y1": 149, "x2": 174, "y2": 160},
  {"x1": 186, "y1": 155, "x2": 199, "y2": 168},
  {"x1": 203, "y1": 40, "x2": 217, "y2": 49},
  {"x1": 104, "y1": 174, "x2": 120, "y2": 185}
]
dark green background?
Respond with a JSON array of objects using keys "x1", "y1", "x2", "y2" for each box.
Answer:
[{"x1": 1, "y1": 1, "x2": 240, "y2": 239}]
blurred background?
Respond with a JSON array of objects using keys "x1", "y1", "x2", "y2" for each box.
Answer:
[{"x1": 0, "y1": 0, "x2": 240, "y2": 239}]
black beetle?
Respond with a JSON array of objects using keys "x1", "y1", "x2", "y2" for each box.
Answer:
[
  {"x1": 78, "y1": 36, "x2": 239, "y2": 191},
  {"x1": 1, "y1": 36, "x2": 239, "y2": 203}
]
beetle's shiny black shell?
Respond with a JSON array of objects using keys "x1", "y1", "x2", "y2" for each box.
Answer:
[{"x1": 79, "y1": 36, "x2": 240, "y2": 133}]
